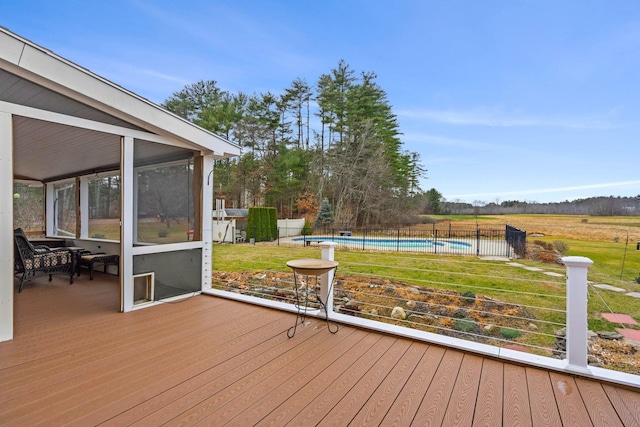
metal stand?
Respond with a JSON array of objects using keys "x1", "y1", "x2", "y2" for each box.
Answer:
[{"x1": 286, "y1": 259, "x2": 339, "y2": 338}]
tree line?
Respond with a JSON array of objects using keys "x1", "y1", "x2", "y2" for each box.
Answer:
[
  {"x1": 422, "y1": 188, "x2": 640, "y2": 217},
  {"x1": 162, "y1": 60, "x2": 426, "y2": 227}
]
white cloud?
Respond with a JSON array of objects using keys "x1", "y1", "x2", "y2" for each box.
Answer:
[{"x1": 398, "y1": 107, "x2": 615, "y2": 130}]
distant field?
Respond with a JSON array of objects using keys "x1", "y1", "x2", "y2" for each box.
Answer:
[
  {"x1": 427, "y1": 214, "x2": 640, "y2": 242},
  {"x1": 417, "y1": 214, "x2": 640, "y2": 283}
]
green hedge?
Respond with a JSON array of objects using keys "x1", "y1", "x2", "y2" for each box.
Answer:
[{"x1": 246, "y1": 207, "x2": 278, "y2": 242}]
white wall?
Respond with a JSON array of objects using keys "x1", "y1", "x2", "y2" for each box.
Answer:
[
  {"x1": 277, "y1": 218, "x2": 305, "y2": 237},
  {"x1": 212, "y1": 219, "x2": 237, "y2": 243},
  {"x1": 211, "y1": 217, "x2": 304, "y2": 241}
]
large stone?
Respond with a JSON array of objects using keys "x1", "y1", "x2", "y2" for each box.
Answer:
[
  {"x1": 408, "y1": 314, "x2": 425, "y2": 323},
  {"x1": 391, "y1": 306, "x2": 407, "y2": 320},
  {"x1": 597, "y1": 331, "x2": 624, "y2": 340}
]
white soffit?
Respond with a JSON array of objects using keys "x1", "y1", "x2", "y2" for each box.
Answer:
[{"x1": 0, "y1": 27, "x2": 241, "y2": 158}]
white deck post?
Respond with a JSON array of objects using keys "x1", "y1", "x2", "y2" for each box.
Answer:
[
  {"x1": 562, "y1": 256, "x2": 594, "y2": 374},
  {"x1": 0, "y1": 112, "x2": 14, "y2": 341},
  {"x1": 320, "y1": 242, "x2": 338, "y2": 317},
  {"x1": 202, "y1": 156, "x2": 214, "y2": 290},
  {"x1": 120, "y1": 136, "x2": 134, "y2": 312}
]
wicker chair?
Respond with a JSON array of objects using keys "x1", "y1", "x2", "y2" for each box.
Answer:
[{"x1": 13, "y1": 228, "x2": 75, "y2": 292}]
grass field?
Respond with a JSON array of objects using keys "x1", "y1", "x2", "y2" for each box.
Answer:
[
  {"x1": 427, "y1": 214, "x2": 640, "y2": 283},
  {"x1": 428, "y1": 213, "x2": 640, "y2": 242},
  {"x1": 88, "y1": 218, "x2": 193, "y2": 244}
]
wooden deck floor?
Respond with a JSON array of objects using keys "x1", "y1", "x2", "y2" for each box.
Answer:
[{"x1": 2, "y1": 273, "x2": 640, "y2": 426}]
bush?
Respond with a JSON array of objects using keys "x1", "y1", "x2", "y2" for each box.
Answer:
[
  {"x1": 246, "y1": 207, "x2": 278, "y2": 242},
  {"x1": 553, "y1": 240, "x2": 570, "y2": 253},
  {"x1": 157, "y1": 229, "x2": 169, "y2": 238},
  {"x1": 461, "y1": 291, "x2": 476, "y2": 302},
  {"x1": 533, "y1": 240, "x2": 553, "y2": 251},
  {"x1": 301, "y1": 220, "x2": 313, "y2": 236},
  {"x1": 500, "y1": 328, "x2": 522, "y2": 339},
  {"x1": 453, "y1": 318, "x2": 477, "y2": 332}
]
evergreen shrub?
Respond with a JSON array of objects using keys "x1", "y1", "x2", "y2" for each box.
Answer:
[{"x1": 246, "y1": 207, "x2": 278, "y2": 242}]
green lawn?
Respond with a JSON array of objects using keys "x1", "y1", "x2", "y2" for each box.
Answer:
[
  {"x1": 88, "y1": 218, "x2": 193, "y2": 243},
  {"x1": 211, "y1": 243, "x2": 640, "y2": 351}
]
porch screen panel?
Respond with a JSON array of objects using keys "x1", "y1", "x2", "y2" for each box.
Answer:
[
  {"x1": 53, "y1": 181, "x2": 76, "y2": 237},
  {"x1": 134, "y1": 139, "x2": 196, "y2": 245},
  {"x1": 133, "y1": 248, "x2": 202, "y2": 300},
  {"x1": 88, "y1": 174, "x2": 120, "y2": 240},
  {"x1": 13, "y1": 183, "x2": 44, "y2": 233}
]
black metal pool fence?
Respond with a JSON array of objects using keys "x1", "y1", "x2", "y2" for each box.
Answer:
[{"x1": 276, "y1": 224, "x2": 527, "y2": 258}]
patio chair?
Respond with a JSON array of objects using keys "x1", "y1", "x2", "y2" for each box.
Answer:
[{"x1": 13, "y1": 228, "x2": 75, "y2": 292}]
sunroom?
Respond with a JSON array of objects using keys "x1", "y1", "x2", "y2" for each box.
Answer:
[{"x1": 0, "y1": 27, "x2": 241, "y2": 341}]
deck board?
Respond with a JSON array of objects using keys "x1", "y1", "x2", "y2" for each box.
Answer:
[
  {"x1": 503, "y1": 363, "x2": 533, "y2": 426},
  {"x1": 193, "y1": 328, "x2": 364, "y2": 426},
  {"x1": 316, "y1": 338, "x2": 413, "y2": 426},
  {"x1": 603, "y1": 384, "x2": 640, "y2": 427},
  {"x1": 0, "y1": 273, "x2": 638, "y2": 426},
  {"x1": 411, "y1": 349, "x2": 465, "y2": 425},
  {"x1": 473, "y1": 358, "x2": 504, "y2": 426},
  {"x1": 379, "y1": 344, "x2": 447, "y2": 426},
  {"x1": 284, "y1": 335, "x2": 397, "y2": 426},
  {"x1": 576, "y1": 378, "x2": 625, "y2": 427},
  {"x1": 550, "y1": 372, "x2": 594, "y2": 426},
  {"x1": 348, "y1": 342, "x2": 428, "y2": 426},
  {"x1": 526, "y1": 367, "x2": 563, "y2": 427},
  {"x1": 442, "y1": 353, "x2": 484, "y2": 426},
  {"x1": 254, "y1": 332, "x2": 382, "y2": 427}
]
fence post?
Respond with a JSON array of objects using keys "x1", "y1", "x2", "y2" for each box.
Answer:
[
  {"x1": 562, "y1": 256, "x2": 594, "y2": 374},
  {"x1": 434, "y1": 229, "x2": 438, "y2": 254},
  {"x1": 319, "y1": 242, "x2": 338, "y2": 317}
]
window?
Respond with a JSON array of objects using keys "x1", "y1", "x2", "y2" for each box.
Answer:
[
  {"x1": 136, "y1": 158, "x2": 195, "y2": 244},
  {"x1": 13, "y1": 182, "x2": 44, "y2": 233},
  {"x1": 88, "y1": 174, "x2": 120, "y2": 240},
  {"x1": 53, "y1": 181, "x2": 76, "y2": 237}
]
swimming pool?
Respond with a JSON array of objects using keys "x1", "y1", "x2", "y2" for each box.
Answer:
[{"x1": 291, "y1": 236, "x2": 473, "y2": 252}]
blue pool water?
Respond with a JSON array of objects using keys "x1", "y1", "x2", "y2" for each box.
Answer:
[{"x1": 292, "y1": 236, "x2": 472, "y2": 250}]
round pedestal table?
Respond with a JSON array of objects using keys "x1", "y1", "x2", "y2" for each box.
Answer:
[{"x1": 285, "y1": 259, "x2": 339, "y2": 338}]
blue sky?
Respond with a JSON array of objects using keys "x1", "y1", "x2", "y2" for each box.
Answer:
[{"x1": 4, "y1": 1, "x2": 640, "y2": 203}]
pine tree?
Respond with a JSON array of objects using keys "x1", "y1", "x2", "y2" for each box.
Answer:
[{"x1": 315, "y1": 199, "x2": 334, "y2": 228}]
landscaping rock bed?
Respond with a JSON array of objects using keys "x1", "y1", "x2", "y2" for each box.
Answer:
[{"x1": 212, "y1": 270, "x2": 640, "y2": 374}]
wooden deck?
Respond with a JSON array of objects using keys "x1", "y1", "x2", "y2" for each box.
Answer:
[{"x1": 2, "y1": 273, "x2": 640, "y2": 426}]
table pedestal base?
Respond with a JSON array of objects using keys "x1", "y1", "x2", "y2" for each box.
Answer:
[{"x1": 287, "y1": 271, "x2": 339, "y2": 338}]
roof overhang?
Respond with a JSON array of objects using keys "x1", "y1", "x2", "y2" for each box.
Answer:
[{"x1": 0, "y1": 27, "x2": 241, "y2": 182}]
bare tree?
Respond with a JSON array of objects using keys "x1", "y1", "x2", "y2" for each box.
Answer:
[{"x1": 328, "y1": 124, "x2": 392, "y2": 226}]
